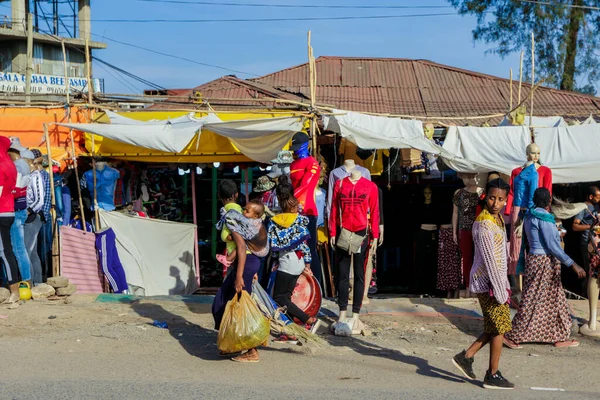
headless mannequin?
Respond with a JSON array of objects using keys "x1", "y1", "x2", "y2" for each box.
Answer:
[
  {"x1": 452, "y1": 173, "x2": 484, "y2": 298},
  {"x1": 510, "y1": 144, "x2": 541, "y2": 230},
  {"x1": 330, "y1": 169, "x2": 378, "y2": 332},
  {"x1": 344, "y1": 159, "x2": 356, "y2": 173}
]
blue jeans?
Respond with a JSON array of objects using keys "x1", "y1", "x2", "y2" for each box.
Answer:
[
  {"x1": 10, "y1": 209, "x2": 31, "y2": 281},
  {"x1": 39, "y1": 217, "x2": 52, "y2": 278},
  {"x1": 24, "y1": 215, "x2": 43, "y2": 285}
]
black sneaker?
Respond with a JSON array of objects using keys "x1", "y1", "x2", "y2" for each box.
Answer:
[
  {"x1": 451, "y1": 350, "x2": 476, "y2": 380},
  {"x1": 483, "y1": 370, "x2": 515, "y2": 390}
]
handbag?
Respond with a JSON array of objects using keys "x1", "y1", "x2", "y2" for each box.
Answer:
[{"x1": 335, "y1": 178, "x2": 367, "y2": 254}]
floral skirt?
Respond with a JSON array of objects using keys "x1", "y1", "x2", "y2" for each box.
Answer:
[
  {"x1": 436, "y1": 227, "x2": 462, "y2": 291},
  {"x1": 505, "y1": 254, "x2": 572, "y2": 344}
]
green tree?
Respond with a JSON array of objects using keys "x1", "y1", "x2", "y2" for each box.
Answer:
[{"x1": 449, "y1": 0, "x2": 600, "y2": 94}]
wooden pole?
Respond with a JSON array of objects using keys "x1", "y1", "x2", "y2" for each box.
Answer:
[
  {"x1": 85, "y1": 39, "x2": 93, "y2": 105},
  {"x1": 518, "y1": 51, "x2": 524, "y2": 104},
  {"x1": 509, "y1": 68, "x2": 513, "y2": 111},
  {"x1": 530, "y1": 32, "x2": 535, "y2": 122},
  {"x1": 61, "y1": 42, "x2": 86, "y2": 229},
  {"x1": 308, "y1": 31, "x2": 318, "y2": 157},
  {"x1": 61, "y1": 40, "x2": 70, "y2": 104},
  {"x1": 43, "y1": 124, "x2": 60, "y2": 276},
  {"x1": 25, "y1": 13, "x2": 33, "y2": 104}
]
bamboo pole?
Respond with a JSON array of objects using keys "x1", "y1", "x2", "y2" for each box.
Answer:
[
  {"x1": 518, "y1": 51, "x2": 524, "y2": 103},
  {"x1": 61, "y1": 41, "x2": 86, "y2": 230},
  {"x1": 85, "y1": 38, "x2": 100, "y2": 231},
  {"x1": 307, "y1": 31, "x2": 318, "y2": 157},
  {"x1": 530, "y1": 32, "x2": 535, "y2": 123},
  {"x1": 509, "y1": 68, "x2": 513, "y2": 111},
  {"x1": 43, "y1": 124, "x2": 60, "y2": 276}
]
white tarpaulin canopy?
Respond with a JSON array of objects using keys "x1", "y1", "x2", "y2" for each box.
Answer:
[
  {"x1": 98, "y1": 210, "x2": 198, "y2": 296},
  {"x1": 323, "y1": 110, "x2": 490, "y2": 172},
  {"x1": 59, "y1": 111, "x2": 304, "y2": 163},
  {"x1": 442, "y1": 124, "x2": 600, "y2": 183}
]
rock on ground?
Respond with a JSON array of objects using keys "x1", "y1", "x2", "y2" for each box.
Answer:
[
  {"x1": 47, "y1": 276, "x2": 69, "y2": 289},
  {"x1": 31, "y1": 284, "x2": 55, "y2": 300},
  {"x1": 0, "y1": 287, "x2": 9, "y2": 303},
  {"x1": 56, "y1": 284, "x2": 77, "y2": 296}
]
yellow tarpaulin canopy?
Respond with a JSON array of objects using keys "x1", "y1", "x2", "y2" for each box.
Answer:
[{"x1": 84, "y1": 111, "x2": 299, "y2": 163}]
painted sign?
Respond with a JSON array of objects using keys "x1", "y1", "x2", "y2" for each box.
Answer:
[{"x1": 0, "y1": 72, "x2": 102, "y2": 94}]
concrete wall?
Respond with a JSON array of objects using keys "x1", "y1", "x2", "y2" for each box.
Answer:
[
  {"x1": 78, "y1": 0, "x2": 91, "y2": 42},
  {"x1": 11, "y1": 0, "x2": 26, "y2": 32}
]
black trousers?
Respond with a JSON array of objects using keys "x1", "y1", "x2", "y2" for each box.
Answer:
[
  {"x1": 336, "y1": 230, "x2": 367, "y2": 314},
  {"x1": 0, "y1": 216, "x2": 19, "y2": 285},
  {"x1": 273, "y1": 270, "x2": 310, "y2": 324},
  {"x1": 307, "y1": 215, "x2": 322, "y2": 287}
]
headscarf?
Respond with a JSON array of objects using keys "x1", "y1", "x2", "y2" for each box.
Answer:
[{"x1": 294, "y1": 142, "x2": 310, "y2": 159}]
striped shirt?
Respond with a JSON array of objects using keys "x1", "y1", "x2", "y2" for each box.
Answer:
[
  {"x1": 40, "y1": 169, "x2": 51, "y2": 219},
  {"x1": 27, "y1": 170, "x2": 45, "y2": 213}
]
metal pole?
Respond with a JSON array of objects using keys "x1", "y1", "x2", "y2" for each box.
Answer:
[
  {"x1": 191, "y1": 168, "x2": 200, "y2": 287},
  {"x1": 211, "y1": 166, "x2": 218, "y2": 261}
]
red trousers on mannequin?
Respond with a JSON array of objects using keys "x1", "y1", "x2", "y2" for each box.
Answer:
[{"x1": 459, "y1": 230, "x2": 474, "y2": 287}]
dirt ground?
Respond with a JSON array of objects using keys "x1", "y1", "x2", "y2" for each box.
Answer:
[{"x1": 0, "y1": 294, "x2": 599, "y2": 399}]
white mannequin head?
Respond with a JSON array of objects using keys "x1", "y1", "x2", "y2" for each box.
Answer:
[
  {"x1": 96, "y1": 161, "x2": 106, "y2": 170},
  {"x1": 458, "y1": 172, "x2": 478, "y2": 188},
  {"x1": 526, "y1": 143, "x2": 541, "y2": 164}
]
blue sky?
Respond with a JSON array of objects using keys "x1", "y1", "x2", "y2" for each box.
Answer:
[{"x1": 83, "y1": 0, "x2": 522, "y2": 93}]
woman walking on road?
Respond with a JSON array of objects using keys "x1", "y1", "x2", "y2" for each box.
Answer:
[
  {"x1": 451, "y1": 178, "x2": 515, "y2": 390},
  {"x1": 504, "y1": 188, "x2": 586, "y2": 349}
]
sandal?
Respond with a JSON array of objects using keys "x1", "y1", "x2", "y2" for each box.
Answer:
[
  {"x1": 3, "y1": 293, "x2": 20, "y2": 305},
  {"x1": 503, "y1": 337, "x2": 523, "y2": 349},
  {"x1": 216, "y1": 254, "x2": 233, "y2": 267},
  {"x1": 232, "y1": 350, "x2": 259, "y2": 363},
  {"x1": 218, "y1": 350, "x2": 241, "y2": 358},
  {"x1": 554, "y1": 340, "x2": 580, "y2": 348}
]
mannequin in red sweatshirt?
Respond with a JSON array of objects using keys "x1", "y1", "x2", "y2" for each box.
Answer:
[{"x1": 289, "y1": 132, "x2": 322, "y2": 286}]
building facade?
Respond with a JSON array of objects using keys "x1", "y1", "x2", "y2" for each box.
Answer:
[{"x1": 0, "y1": 0, "x2": 106, "y2": 99}]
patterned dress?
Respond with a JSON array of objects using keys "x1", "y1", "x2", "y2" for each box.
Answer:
[{"x1": 436, "y1": 227, "x2": 462, "y2": 291}]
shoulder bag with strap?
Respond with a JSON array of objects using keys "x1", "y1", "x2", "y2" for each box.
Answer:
[{"x1": 335, "y1": 177, "x2": 368, "y2": 254}]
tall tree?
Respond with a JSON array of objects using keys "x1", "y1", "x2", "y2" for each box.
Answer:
[{"x1": 449, "y1": 0, "x2": 600, "y2": 94}]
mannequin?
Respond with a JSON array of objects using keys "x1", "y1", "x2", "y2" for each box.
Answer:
[
  {"x1": 327, "y1": 159, "x2": 371, "y2": 218},
  {"x1": 415, "y1": 185, "x2": 439, "y2": 294},
  {"x1": 452, "y1": 173, "x2": 484, "y2": 297},
  {"x1": 83, "y1": 161, "x2": 121, "y2": 211},
  {"x1": 330, "y1": 169, "x2": 379, "y2": 334},
  {"x1": 507, "y1": 143, "x2": 553, "y2": 275}
]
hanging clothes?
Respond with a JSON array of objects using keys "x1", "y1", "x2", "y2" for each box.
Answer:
[
  {"x1": 505, "y1": 165, "x2": 552, "y2": 216},
  {"x1": 290, "y1": 155, "x2": 320, "y2": 217},
  {"x1": 437, "y1": 227, "x2": 462, "y2": 291},
  {"x1": 453, "y1": 189, "x2": 479, "y2": 287}
]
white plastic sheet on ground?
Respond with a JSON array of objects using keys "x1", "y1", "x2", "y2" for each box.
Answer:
[
  {"x1": 59, "y1": 111, "x2": 303, "y2": 162},
  {"x1": 98, "y1": 210, "x2": 198, "y2": 296}
]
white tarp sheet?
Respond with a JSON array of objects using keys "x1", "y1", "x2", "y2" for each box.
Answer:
[
  {"x1": 441, "y1": 126, "x2": 531, "y2": 176},
  {"x1": 61, "y1": 112, "x2": 210, "y2": 153},
  {"x1": 98, "y1": 210, "x2": 198, "y2": 296},
  {"x1": 323, "y1": 110, "x2": 439, "y2": 153},
  {"x1": 323, "y1": 110, "x2": 490, "y2": 172},
  {"x1": 205, "y1": 116, "x2": 303, "y2": 163},
  {"x1": 534, "y1": 124, "x2": 600, "y2": 183},
  {"x1": 442, "y1": 124, "x2": 600, "y2": 183},
  {"x1": 59, "y1": 111, "x2": 304, "y2": 163}
]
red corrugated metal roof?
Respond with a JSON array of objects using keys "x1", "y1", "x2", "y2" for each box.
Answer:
[{"x1": 251, "y1": 56, "x2": 600, "y2": 125}]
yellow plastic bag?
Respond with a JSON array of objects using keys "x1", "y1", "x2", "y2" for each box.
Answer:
[{"x1": 217, "y1": 290, "x2": 270, "y2": 354}]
